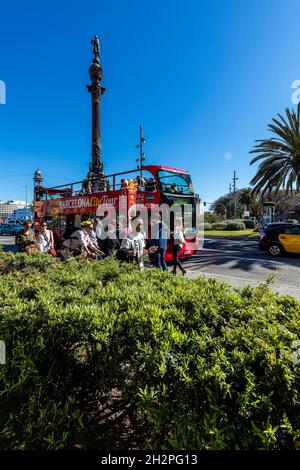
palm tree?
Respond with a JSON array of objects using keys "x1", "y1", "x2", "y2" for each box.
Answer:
[
  {"x1": 239, "y1": 188, "x2": 253, "y2": 211},
  {"x1": 250, "y1": 103, "x2": 300, "y2": 195},
  {"x1": 211, "y1": 195, "x2": 231, "y2": 218}
]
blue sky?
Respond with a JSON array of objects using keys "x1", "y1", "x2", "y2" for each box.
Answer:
[{"x1": 1, "y1": 0, "x2": 300, "y2": 204}]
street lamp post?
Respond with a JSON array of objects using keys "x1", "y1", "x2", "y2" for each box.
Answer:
[
  {"x1": 136, "y1": 125, "x2": 146, "y2": 178},
  {"x1": 22, "y1": 185, "x2": 28, "y2": 220},
  {"x1": 232, "y1": 171, "x2": 238, "y2": 219}
]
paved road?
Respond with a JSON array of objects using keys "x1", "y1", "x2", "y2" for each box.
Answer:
[
  {"x1": 183, "y1": 238, "x2": 300, "y2": 300},
  {"x1": 1, "y1": 235, "x2": 300, "y2": 299}
]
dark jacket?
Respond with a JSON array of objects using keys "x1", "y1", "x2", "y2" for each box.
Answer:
[{"x1": 15, "y1": 229, "x2": 35, "y2": 252}]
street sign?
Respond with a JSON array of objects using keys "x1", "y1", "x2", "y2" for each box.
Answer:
[
  {"x1": 263, "y1": 201, "x2": 276, "y2": 208},
  {"x1": 262, "y1": 201, "x2": 275, "y2": 223}
]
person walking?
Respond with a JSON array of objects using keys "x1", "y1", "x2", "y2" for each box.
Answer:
[
  {"x1": 151, "y1": 213, "x2": 169, "y2": 272},
  {"x1": 172, "y1": 219, "x2": 187, "y2": 275},
  {"x1": 37, "y1": 221, "x2": 55, "y2": 255}
]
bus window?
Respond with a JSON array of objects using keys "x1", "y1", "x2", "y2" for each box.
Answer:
[
  {"x1": 114, "y1": 170, "x2": 157, "y2": 192},
  {"x1": 158, "y1": 170, "x2": 193, "y2": 195},
  {"x1": 74, "y1": 215, "x2": 81, "y2": 228},
  {"x1": 60, "y1": 216, "x2": 67, "y2": 232},
  {"x1": 43, "y1": 216, "x2": 60, "y2": 230},
  {"x1": 66, "y1": 215, "x2": 75, "y2": 228},
  {"x1": 81, "y1": 214, "x2": 91, "y2": 223}
]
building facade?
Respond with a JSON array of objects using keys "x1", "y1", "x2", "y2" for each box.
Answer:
[
  {"x1": 0, "y1": 200, "x2": 26, "y2": 221},
  {"x1": 8, "y1": 208, "x2": 33, "y2": 223}
]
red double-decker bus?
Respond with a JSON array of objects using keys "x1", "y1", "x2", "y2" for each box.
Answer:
[{"x1": 34, "y1": 164, "x2": 199, "y2": 260}]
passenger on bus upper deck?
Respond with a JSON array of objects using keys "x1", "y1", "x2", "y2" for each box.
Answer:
[
  {"x1": 169, "y1": 183, "x2": 179, "y2": 194},
  {"x1": 136, "y1": 175, "x2": 145, "y2": 191},
  {"x1": 144, "y1": 177, "x2": 156, "y2": 192}
]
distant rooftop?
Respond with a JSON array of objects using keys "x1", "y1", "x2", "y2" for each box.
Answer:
[{"x1": 0, "y1": 200, "x2": 26, "y2": 205}]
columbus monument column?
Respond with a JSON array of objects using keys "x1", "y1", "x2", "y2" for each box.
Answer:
[{"x1": 87, "y1": 35, "x2": 107, "y2": 192}]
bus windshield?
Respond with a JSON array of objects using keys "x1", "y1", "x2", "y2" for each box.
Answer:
[{"x1": 158, "y1": 170, "x2": 193, "y2": 195}]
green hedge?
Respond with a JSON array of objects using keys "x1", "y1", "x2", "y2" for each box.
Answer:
[
  {"x1": 211, "y1": 222, "x2": 227, "y2": 230},
  {"x1": 203, "y1": 223, "x2": 212, "y2": 231},
  {"x1": 1, "y1": 253, "x2": 300, "y2": 450},
  {"x1": 211, "y1": 221, "x2": 246, "y2": 231},
  {"x1": 226, "y1": 222, "x2": 246, "y2": 231},
  {"x1": 243, "y1": 219, "x2": 255, "y2": 229}
]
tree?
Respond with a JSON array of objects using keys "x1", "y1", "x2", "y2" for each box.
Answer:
[
  {"x1": 211, "y1": 194, "x2": 244, "y2": 219},
  {"x1": 239, "y1": 188, "x2": 253, "y2": 211},
  {"x1": 211, "y1": 195, "x2": 231, "y2": 218},
  {"x1": 204, "y1": 212, "x2": 218, "y2": 224},
  {"x1": 250, "y1": 103, "x2": 300, "y2": 195}
]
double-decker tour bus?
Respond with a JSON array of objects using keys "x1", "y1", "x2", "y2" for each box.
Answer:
[
  {"x1": 33, "y1": 36, "x2": 200, "y2": 260},
  {"x1": 33, "y1": 164, "x2": 199, "y2": 261}
]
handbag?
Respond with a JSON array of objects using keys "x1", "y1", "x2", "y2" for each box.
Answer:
[
  {"x1": 48, "y1": 246, "x2": 57, "y2": 257},
  {"x1": 41, "y1": 231, "x2": 56, "y2": 256}
]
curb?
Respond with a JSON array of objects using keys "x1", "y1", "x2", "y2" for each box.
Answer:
[{"x1": 203, "y1": 235, "x2": 259, "y2": 241}]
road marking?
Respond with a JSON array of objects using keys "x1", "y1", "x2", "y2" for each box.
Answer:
[
  {"x1": 187, "y1": 270, "x2": 300, "y2": 290},
  {"x1": 202, "y1": 247, "x2": 262, "y2": 254},
  {"x1": 223, "y1": 255, "x2": 280, "y2": 264},
  {"x1": 200, "y1": 249, "x2": 280, "y2": 263}
]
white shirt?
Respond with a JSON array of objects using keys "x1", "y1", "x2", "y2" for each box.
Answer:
[
  {"x1": 173, "y1": 226, "x2": 185, "y2": 245},
  {"x1": 63, "y1": 229, "x2": 90, "y2": 251},
  {"x1": 37, "y1": 230, "x2": 52, "y2": 253},
  {"x1": 121, "y1": 232, "x2": 145, "y2": 269}
]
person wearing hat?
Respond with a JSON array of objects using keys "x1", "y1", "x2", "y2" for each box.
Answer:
[
  {"x1": 15, "y1": 220, "x2": 37, "y2": 253},
  {"x1": 62, "y1": 220, "x2": 98, "y2": 258}
]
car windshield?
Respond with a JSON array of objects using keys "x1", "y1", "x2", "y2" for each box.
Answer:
[{"x1": 158, "y1": 170, "x2": 193, "y2": 195}]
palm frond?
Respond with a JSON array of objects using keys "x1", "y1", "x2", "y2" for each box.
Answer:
[{"x1": 249, "y1": 104, "x2": 300, "y2": 194}]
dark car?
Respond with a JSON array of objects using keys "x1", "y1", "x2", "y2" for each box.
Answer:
[
  {"x1": 259, "y1": 224, "x2": 300, "y2": 256},
  {"x1": 258, "y1": 221, "x2": 296, "y2": 239},
  {"x1": 0, "y1": 223, "x2": 23, "y2": 236}
]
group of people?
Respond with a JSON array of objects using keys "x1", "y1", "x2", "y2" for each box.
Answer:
[
  {"x1": 15, "y1": 215, "x2": 188, "y2": 275},
  {"x1": 120, "y1": 176, "x2": 156, "y2": 192},
  {"x1": 15, "y1": 220, "x2": 56, "y2": 255}
]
